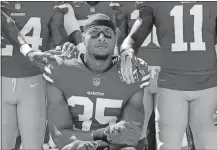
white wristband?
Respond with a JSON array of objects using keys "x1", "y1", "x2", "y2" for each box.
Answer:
[{"x1": 20, "y1": 44, "x2": 33, "y2": 56}]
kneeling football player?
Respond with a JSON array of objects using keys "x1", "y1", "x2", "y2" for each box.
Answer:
[{"x1": 5, "y1": 12, "x2": 152, "y2": 150}]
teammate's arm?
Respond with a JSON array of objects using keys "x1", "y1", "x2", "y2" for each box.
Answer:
[
  {"x1": 114, "y1": 9, "x2": 129, "y2": 51},
  {"x1": 64, "y1": 5, "x2": 85, "y2": 51},
  {"x1": 121, "y1": 5, "x2": 154, "y2": 54},
  {"x1": 49, "y1": 9, "x2": 68, "y2": 46},
  {"x1": 118, "y1": 4, "x2": 154, "y2": 84},
  {"x1": 54, "y1": 3, "x2": 84, "y2": 50},
  {"x1": 1, "y1": 10, "x2": 26, "y2": 48},
  {"x1": 63, "y1": 4, "x2": 82, "y2": 46}
]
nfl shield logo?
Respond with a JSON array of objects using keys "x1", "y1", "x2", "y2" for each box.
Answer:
[
  {"x1": 15, "y1": 2, "x2": 21, "y2": 10},
  {"x1": 90, "y1": 7, "x2": 95, "y2": 13},
  {"x1": 93, "y1": 78, "x2": 100, "y2": 87}
]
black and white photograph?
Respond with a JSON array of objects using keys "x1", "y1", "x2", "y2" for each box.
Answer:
[{"x1": 1, "y1": 1, "x2": 217, "y2": 150}]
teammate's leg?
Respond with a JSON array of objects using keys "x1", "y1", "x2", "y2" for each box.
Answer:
[
  {"x1": 147, "y1": 110, "x2": 156, "y2": 150},
  {"x1": 142, "y1": 88, "x2": 154, "y2": 138},
  {"x1": 14, "y1": 135, "x2": 22, "y2": 150},
  {"x1": 185, "y1": 125, "x2": 195, "y2": 150},
  {"x1": 189, "y1": 87, "x2": 217, "y2": 150},
  {"x1": 17, "y1": 75, "x2": 46, "y2": 149},
  {"x1": 156, "y1": 88, "x2": 188, "y2": 150},
  {"x1": 214, "y1": 110, "x2": 217, "y2": 126},
  {"x1": 2, "y1": 77, "x2": 18, "y2": 150},
  {"x1": 141, "y1": 88, "x2": 154, "y2": 150},
  {"x1": 146, "y1": 71, "x2": 159, "y2": 150}
]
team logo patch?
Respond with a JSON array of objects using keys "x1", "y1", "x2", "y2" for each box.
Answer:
[
  {"x1": 93, "y1": 78, "x2": 100, "y2": 87},
  {"x1": 15, "y1": 2, "x2": 21, "y2": 10}
]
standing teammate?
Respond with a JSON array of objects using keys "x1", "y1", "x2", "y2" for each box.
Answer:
[
  {"x1": 120, "y1": 2, "x2": 217, "y2": 150},
  {"x1": 1, "y1": 2, "x2": 68, "y2": 149},
  {"x1": 112, "y1": 2, "x2": 160, "y2": 149}
]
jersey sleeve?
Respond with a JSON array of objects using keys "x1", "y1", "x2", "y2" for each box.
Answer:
[{"x1": 42, "y1": 58, "x2": 59, "y2": 84}]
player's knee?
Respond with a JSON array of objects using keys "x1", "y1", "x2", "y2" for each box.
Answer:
[
  {"x1": 2, "y1": 126, "x2": 18, "y2": 149},
  {"x1": 189, "y1": 115, "x2": 216, "y2": 131},
  {"x1": 2, "y1": 136, "x2": 17, "y2": 150},
  {"x1": 156, "y1": 117, "x2": 187, "y2": 136}
]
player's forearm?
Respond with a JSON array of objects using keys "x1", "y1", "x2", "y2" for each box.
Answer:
[
  {"x1": 114, "y1": 11, "x2": 129, "y2": 52},
  {"x1": 116, "y1": 27, "x2": 128, "y2": 53},
  {"x1": 121, "y1": 19, "x2": 153, "y2": 55},
  {"x1": 68, "y1": 30, "x2": 83, "y2": 45},
  {"x1": 50, "y1": 12, "x2": 68, "y2": 46},
  {"x1": 51, "y1": 28, "x2": 68, "y2": 47},
  {"x1": 121, "y1": 6, "x2": 154, "y2": 55}
]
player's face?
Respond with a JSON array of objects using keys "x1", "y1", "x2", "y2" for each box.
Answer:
[{"x1": 83, "y1": 25, "x2": 116, "y2": 60}]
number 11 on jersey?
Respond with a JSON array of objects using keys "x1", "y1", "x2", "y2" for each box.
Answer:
[{"x1": 170, "y1": 5, "x2": 206, "y2": 52}]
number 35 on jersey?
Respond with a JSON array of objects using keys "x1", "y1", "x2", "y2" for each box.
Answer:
[{"x1": 68, "y1": 96, "x2": 123, "y2": 131}]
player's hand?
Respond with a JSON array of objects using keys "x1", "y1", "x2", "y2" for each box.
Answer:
[
  {"x1": 61, "y1": 140, "x2": 97, "y2": 150},
  {"x1": 118, "y1": 51, "x2": 150, "y2": 88},
  {"x1": 119, "y1": 48, "x2": 137, "y2": 84},
  {"x1": 56, "y1": 42, "x2": 79, "y2": 58},
  {"x1": 61, "y1": 140, "x2": 109, "y2": 150},
  {"x1": 105, "y1": 121, "x2": 141, "y2": 147},
  {"x1": 47, "y1": 42, "x2": 79, "y2": 65},
  {"x1": 47, "y1": 42, "x2": 77, "y2": 57},
  {"x1": 27, "y1": 50, "x2": 55, "y2": 64}
]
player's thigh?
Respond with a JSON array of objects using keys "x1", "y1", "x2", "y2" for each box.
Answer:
[
  {"x1": 189, "y1": 86, "x2": 217, "y2": 127},
  {"x1": 189, "y1": 87, "x2": 217, "y2": 149},
  {"x1": 2, "y1": 76, "x2": 19, "y2": 149},
  {"x1": 156, "y1": 88, "x2": 188, "y2": 127},
  {"x1": 156, "y1": 88, "x2": 188, "y2": 149},
  {"x1": 17, "y1": 75, "x2": 46, "y2": 148}
]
